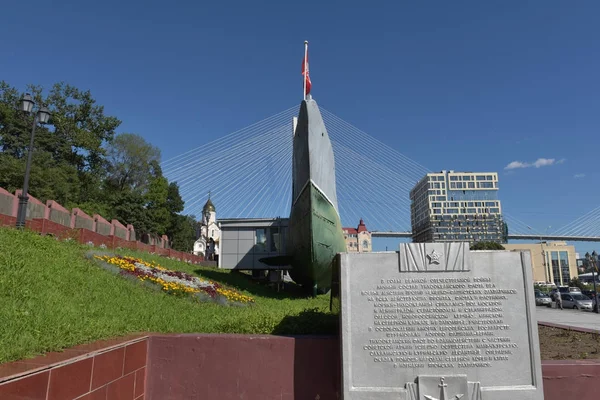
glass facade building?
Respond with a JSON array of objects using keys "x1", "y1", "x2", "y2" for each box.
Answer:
[
  {"x1": 504, "y1": 242, "x2": 577, "y2": 286},
  {"x1": 410, "y1": 171, "x2": 505, "y2": 243},
  {"x1": 558, "y1": 251, "x2": 571, "y2": 286},
  {"x1": 546, "y1": 249, "x2": 571, "y2": 286},
  {"x1": 551, "y1": 252, "x2": 560, "y2": 285}
]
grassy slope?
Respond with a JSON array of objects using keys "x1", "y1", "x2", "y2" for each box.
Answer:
[{"x1": 0, "y1": 228, "x2": 335, "y2": 364}]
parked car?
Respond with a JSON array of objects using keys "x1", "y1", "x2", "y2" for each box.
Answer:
[
  {"x1": 556, "y1": 286, "x2": 580, "y2": 293},
  {"x1": 581, "y1": 290, "x2": 596, "y2": 298},
  {"x1": 584, "y1": 292, "x2": 600, "y2": 312},
  {"x1": 561, "y1": 293, "x2": 593, "y2": 310},
  {"x1": 551, "y1": 287, "x2": 581, "y2": 298},
  {"x1": 535, "y1": 292, "x2": 552, "y2": 306}
]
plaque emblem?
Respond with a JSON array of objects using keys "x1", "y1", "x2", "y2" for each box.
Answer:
[
  {"x1": 399, "y1": 243, "x2": 471, "y2": 271},
  {"x1": 427, "y1": 249, "x2": 442, "y2": 265},
  {"x1": 405, "y1": 375, "x2": 480, "y2": 400},
  {"x1": 424, "y1": 377, "x2": 464, "y2": 400}
]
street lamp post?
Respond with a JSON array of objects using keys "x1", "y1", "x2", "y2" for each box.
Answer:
[
  {"x1": 15, "y1": 93, "x2": 51, "y2": 228},
  {"x1": 528, "y1": 225, "x2": 551, "y2": 283},
  {"x1": 541, "y1": 226, "x2": 551, "y2": 283},
  {"x1": 586, "y1": 251, "x2": 599, "y2": 313}
]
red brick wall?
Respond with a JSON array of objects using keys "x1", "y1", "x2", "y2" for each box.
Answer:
[
  {"x1": 150, "y1": 246, "x2": 169, "y2": 256},
  {"x1": 0, "y1": 337, "x2": 147, "y2": 400},
  {"x1": 0, "y1": 186, "x2": 205, "y2": 263},
  {"x1": 1, "y1": 333, "x2": 599, "y2": 400},
  {"x1": 145, "y1": 334, "x2": 336, "y2": 400},
  {"x1": 541, "y1": 360, "x2": 600, "y2": 399},
  {"x1": 0, "y1": 220, "x2": 165, "y2": 259},
  {"x1": 32, "y1": 218, "x2": 73, "y2": 238},
  {"x1": 25, "y1": 219, "x2": 43, "y2": 232},
  {"x1": 133, "y1": 242, "x2": 153, "y2": 253},
  {"x1": 79, "y1": 229, "x2": 114, "y2": 248},
  {"x1": 146, "y1": 334, "x2": 600, "y2": 400},
  {"x1": 111, "y1": 220, "x2": 128, "y2": 240},
  {"x1": 109, "y1": 235, "x2": 135, "y2": 249},
  {"x1": 0, "y1": 214, "x2": 16, "y2": 227}
]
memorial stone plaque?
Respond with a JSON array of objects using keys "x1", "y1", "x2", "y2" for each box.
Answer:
[{"x1": 338, "y1": 243, "x2": 544, "y2": 400}]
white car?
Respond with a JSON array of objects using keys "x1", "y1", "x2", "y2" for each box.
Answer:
[{"x1": 535, "y1": 292, "x2": 552, "y2": 306}]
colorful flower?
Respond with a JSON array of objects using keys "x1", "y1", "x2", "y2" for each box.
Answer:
[{"x1": 94, "y1": 255, "x2": 254, "y2": 304}]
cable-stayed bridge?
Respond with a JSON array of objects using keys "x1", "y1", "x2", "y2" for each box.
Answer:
[
  {"x1": 369, "y1": 232, "x2": 600, "y2": 242},
  {"x1": 162, "y1": 105, "x2": 600, "y2": 242}
]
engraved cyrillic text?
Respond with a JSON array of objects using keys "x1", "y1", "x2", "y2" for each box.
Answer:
[{"x1": 362, "y1": 276, "x2": 519, "y2": 369}]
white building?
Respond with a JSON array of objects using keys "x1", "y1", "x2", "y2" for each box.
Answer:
[{"x1": 193, "y1": 195, "x2": 221, "y2": 260}]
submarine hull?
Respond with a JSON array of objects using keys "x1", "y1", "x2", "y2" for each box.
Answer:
[{"x1": 287, "y1": 98, "x2": 347, "y2": 294}]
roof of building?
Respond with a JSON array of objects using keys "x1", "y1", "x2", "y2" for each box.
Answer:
[
  {"x1": 343, "y1": 219, "x2": 369, "y2": 234},
  {"x1": 357, "y1": 218, "x2": 367, "y2": 233}
]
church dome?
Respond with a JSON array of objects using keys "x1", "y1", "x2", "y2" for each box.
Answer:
[{"x1": 203, "y1": 197, "x2": 215, "y2": 212}]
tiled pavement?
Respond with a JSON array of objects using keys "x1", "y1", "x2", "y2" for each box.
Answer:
[{"x1": 536, "y1": 304, "x2": 600, "y2": 333}]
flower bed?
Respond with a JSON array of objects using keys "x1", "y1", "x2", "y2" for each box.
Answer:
[{"x1": 93, "y1": 254, "x2": 254, "y2": 305}]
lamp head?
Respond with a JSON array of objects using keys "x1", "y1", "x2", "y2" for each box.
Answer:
[
  {"x1": 37, "y1": 107, "x2": 51, "y2": 124},
  {"x1": 20, "y1": 93, "x2": 34, "y2": 113}
]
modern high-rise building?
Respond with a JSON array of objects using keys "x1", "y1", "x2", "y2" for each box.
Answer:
[{"x1": 410, "y1": 170, "x2": 506, "y2": 243}]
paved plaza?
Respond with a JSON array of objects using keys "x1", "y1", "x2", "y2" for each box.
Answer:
[{"x1": 536, "y1": 305, "x2": 600, "y2": 332}]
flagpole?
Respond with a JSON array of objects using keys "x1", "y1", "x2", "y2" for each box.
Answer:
[{"x1": 303, "y1": 40, "x2": 308, "y2": 100}]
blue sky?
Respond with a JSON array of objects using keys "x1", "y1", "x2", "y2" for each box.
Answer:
[{"x1": 2, "y1": 1, "x2": 599, "y2": 254}]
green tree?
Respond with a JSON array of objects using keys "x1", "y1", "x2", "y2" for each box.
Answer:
[
  {"x1": 168, "y1": 215, "x2": 197, "y2": 252},
  {"x1": 0, "y1": 80, "x2": 121, "y2": 206},
  {"x1": 164, "y1": 182, "x2": 191, "y2": 250},
  {"x1": 568, "y1": 277, "x2": 586, "y2": 291},
  {"x1": 533, "y1": 284, "x2": 549, "y2": 294},
  {"x1": 45, "y1": 82, "x2": 120, "y2": 173},
  {"x1": 0, "y1": 136, "x2": 81, "y2": 204},
  {"x1": 103, "y1": 134, "x2": 169, "y2": 238},
  {"x1": 105, "y1": 133, "x2": 161, "y2": 192},
  {"x1": 65, "y1": 200, "x2": 111, "y2": 220},
  {"x1": 110, "y1": 190, "x2": 151, "y2": 236},
  {"x1": 1, "y1": 80, "x2": 195, "y2": 244},
  {"x1": 145, "y1": 161, "x2": 170, "y2": 235},
  {"x1": 0, "y1": 81, "x2": 31, "y2": 158},
  {"x1": 166, "y1": 182, "x2": 185, "y2": 215},
  {"x1": 470, "y1": 241, "x2": 505, "y2": 250}
]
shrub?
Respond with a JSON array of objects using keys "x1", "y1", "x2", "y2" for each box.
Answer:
[{"x1": 470, "y1": 241, "x2": 505, "y2": 250}]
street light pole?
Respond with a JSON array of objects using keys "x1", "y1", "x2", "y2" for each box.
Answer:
[
  {"x1": 592, "y1": 251, "x2": 598, "y2": 314},
  {"x1": 542, "y1": 226, "x2": 550, "y2": 283},
  {"x1": 586, "y1": 251, "x2": 598, "y2": 313},
  {"x1": 528, "y1": 225, "x2": 551, "y2": 283},
  {"x1": 15, "y1": 94, "x2": 50, "y2": 229}
]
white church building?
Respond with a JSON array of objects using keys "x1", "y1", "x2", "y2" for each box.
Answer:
[{"x1": 193, "y1": 195, "x2": 220, "y2": 261}]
